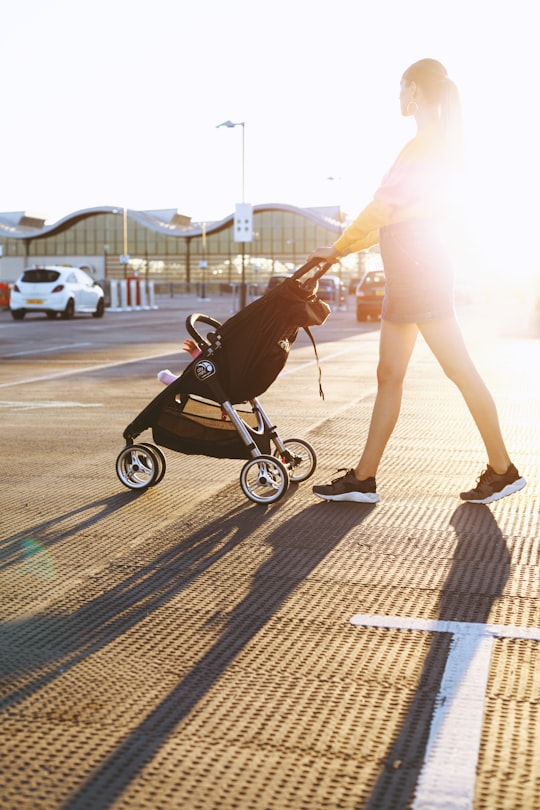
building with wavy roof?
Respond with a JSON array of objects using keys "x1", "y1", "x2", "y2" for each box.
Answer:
[{"x1": 0, "y1": 203, "x2": 362, "y2": 291}]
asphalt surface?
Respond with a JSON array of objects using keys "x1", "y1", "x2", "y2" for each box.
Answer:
[{"x1": 1, "y1": 290, "x2": 539, "y2": 810}]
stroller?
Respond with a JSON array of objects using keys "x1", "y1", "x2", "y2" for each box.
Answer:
[{"x1": 115, "y1": 259, "x2": 332, "y2": 504}]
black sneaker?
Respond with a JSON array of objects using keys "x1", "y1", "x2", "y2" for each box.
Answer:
[
  {"x1": 460, "y1": 463, "x2": 526, "y2": 505},
  {"x1": 313, "y1": 468, "x2": 380, "y2": 503}
]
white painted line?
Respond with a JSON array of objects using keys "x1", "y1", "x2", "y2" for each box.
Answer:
[
  {"x1": 0, "y1": 350, "x2": 177, "y2": 389},
  {"x1": 266, "y1": 344, "x2": 378, "y2": 437},
  {"x1": 350, "y1": 613, "x2": 540, "y2": 810},
  {"x1": 350, "y1": 613, "x2": 540, "y2": 641},
  {"x1": 0, "y1": 400, "x2": 102, "y2": 410},
  {"x1": 0, "y1": 343, "x2": 362, "y2": 390},
  {"x1": 3, "y1": 342, "x2": 92, "y2": 358},
  {"x1": 279, "y1": 345, "x2": 359, "y2": 377},
  {"x1": 413, "y1": 632, "x2": 493, "y2": 810}
]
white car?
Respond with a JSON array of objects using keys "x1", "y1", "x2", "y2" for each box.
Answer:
[{"x1": 10, "y1": 266, "x2": 105, "y2": 320}]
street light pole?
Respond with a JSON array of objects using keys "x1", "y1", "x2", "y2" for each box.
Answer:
[
  {"x1": 217, "y1": 119, "x2": 245, "y2": 202},
  {"x1": 217, "y1": 120, "x2": 251, "y2": 309},
  {"x1": 327, "y1": 176, "x2": 347, "y2": 311},
  {"x1": 240, "y1": 122, "x2": 245, "y2": 203}
]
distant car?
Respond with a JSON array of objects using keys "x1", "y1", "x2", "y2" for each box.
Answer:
[
  {"x1": 9, "y1": 266, "x2": 105, "y2": 320},
  {"x1": 348, "y1": 276, "x2": 360, "y2": 294},
  {"x1": 264, "y1": 274, "x2": 293, "y2": 294},
  {"x1": 356, "y1": 269, "x2": 386, "y2": 321},
  {"x1": 316, "y1": 274, "x2": 346, "y2": 303}
]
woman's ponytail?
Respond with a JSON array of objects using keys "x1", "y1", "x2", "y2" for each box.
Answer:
[
  {"x1": 439, "y1": 77, "x2": 464, "y2": 168},
  {"x1": 403, "y1": 59, "x2": 465, "y2": 167}
]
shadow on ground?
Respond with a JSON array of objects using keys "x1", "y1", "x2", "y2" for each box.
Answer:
[{"x1": 1, "y1": 498, "x2": 376, "y2": 810}]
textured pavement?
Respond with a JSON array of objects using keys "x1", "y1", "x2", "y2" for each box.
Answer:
[{"x1": 1, "y1": 292, "x2": 539, "y2": 809}]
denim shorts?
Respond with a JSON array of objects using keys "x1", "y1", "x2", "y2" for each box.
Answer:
[{"x1": 379, "y1": 220, "x2": 455, "y2": 323}]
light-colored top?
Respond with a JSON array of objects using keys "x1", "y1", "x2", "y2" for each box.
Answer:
[{"x1": 334, "y1": 128, "x2": 454, "y2": 256}]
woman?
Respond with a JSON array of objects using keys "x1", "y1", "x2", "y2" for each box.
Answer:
[{"x1": 310, "y1": 58, "x2": 526, "y2": 506}]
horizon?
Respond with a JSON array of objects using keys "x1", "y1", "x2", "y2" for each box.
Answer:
[{"x1": 1, "y1": 0, "x2": 539, "y2": 282}]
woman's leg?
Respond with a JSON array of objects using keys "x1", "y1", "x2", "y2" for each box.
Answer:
[
  {"x1": 418, "y1": 317, "x2": 511, "y2": 473},
  {"x1": 354, "y1": 320, "x2": 419, "y2": 479}
]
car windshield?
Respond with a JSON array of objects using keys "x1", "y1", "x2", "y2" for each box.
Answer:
[
  {"x1": 366, "y1": 272, "x2": 385, "y2": 284},
  {"x1": 21, "y1": 269, "x2": 61, "y2": 283}
]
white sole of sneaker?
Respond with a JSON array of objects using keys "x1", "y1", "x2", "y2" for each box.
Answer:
[
  {"x1": 313, "y1": 491, "x2": 381, "y2": 503},
  {"x1": 464, "y1": 477, "x2": 527, "y2": 505}
]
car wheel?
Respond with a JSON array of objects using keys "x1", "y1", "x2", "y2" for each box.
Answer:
[
  {"x1": 61, "y1": 299, "x2": 75, "y2": 320},
  {"x1": 92, "y1": 298, "x2": 105, "y2": 318},
  {"x1": 11, "y1": 309, "x2": 25, "y2": 320}
]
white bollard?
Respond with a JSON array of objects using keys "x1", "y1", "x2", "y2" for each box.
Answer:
[
  {"x1": 148, "y1": 281, "x2": 158, "y2": 309},
  {"x1": 129, "y1": 278, "x2": 140, "y2": 310},
  {"x1": 119, "y1": 280, "x2": 129, "y2": 310},
  {"x1": 109, "y1": 279, "x2": 120, "y2": 311},
  {"x1": 139, "y1": 281, "x2": 149, "y2": 310}
]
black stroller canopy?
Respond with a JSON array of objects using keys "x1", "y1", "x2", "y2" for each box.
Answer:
[{"x1": 207, "y1": 267, "x2": 332, "y2": 403}]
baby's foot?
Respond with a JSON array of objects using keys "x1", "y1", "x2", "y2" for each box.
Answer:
[{"x1": 157, "y1": 369, "x2": 178, "y2": 385}]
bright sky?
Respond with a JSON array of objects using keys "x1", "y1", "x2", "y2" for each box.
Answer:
[{"x1": 2, "y1": 0, "x2": 539, "y2": 280}]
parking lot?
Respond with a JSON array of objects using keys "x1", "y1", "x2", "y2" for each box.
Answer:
[{"x1": 1, "y1": 292, "x2": 539, "y2": 809}]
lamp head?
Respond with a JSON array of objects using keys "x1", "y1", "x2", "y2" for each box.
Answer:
[{"x1": 216, "y1": 120, "x2": 244, "y2": 129}]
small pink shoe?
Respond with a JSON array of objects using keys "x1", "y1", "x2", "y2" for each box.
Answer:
[{"x1": 157, "y1": 369, "x2": 178, "y2": 386}]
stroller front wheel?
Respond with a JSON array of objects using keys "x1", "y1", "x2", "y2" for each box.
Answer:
[
  {"x1": 116, "y1": 444, "x2": 161, "y2": 490},
  {"x1": 274, "y1": 438, "x2": 317, "y2": 482},
  {"x1": 240, "y1": 455, "x2": 289, "y2": 504}
]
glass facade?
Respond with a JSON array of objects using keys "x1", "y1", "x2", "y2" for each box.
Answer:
[
  {"x1": 0, "y1": 205, "x2": 382, "y2": 292},
  {"x1": 0, "y1": 206, "x2": 357, "y2": 287}
]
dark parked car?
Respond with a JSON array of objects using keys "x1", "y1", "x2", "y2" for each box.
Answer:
[
  {"x1": 316, "y1": 274, "x2": 346, "y2": 303},
  {"x1": 356, "y1": 270, "x2": 386, "y2": 321}
]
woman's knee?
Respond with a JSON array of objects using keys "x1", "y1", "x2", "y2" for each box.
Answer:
[
  {"x1": 377, "y1": 361, "x2": 407, "y2": 387},
  {"x1": 439, "y1": 356, "x2": 478, "y2": 388},
  {"x1": 439, "y1": 361, "x2": 461, "y2": 385}
]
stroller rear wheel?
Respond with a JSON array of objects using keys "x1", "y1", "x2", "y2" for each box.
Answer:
[
  {"x1": 240, "y1": 455, "x2": 289, "y2": 504},
  {"x1": 116, "y1": 444, "x2": 162, "y2": 490},
  {"x1": 141, "y1": 443, "x2": 167, "y2": 484},
  {"x1": 274, "y1": 438, "x2": 317, "y2": 482}
]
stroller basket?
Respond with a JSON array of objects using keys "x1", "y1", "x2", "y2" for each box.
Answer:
[{"x1": 152, "y1": 395, "x2": 271, "y2": 460}]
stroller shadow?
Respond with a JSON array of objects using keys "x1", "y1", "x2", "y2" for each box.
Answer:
[
  {"x1": 1, "y1": 499, "x2": 268, "y2": 694},
  {"x1": 0, "y1": 491, "x2": 145, "y2": 574},
  {"x1": 1, "y1": 499, "x2": 376, "y2": 809},
  {"x1": 362, "y1": 503, "x2": 511, "y2": 809}
]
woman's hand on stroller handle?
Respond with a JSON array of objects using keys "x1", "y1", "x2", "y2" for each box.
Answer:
[
  {"x1": 293, "y1": 255, "x2": 336, "y2": 282},
  {"x1": 307, "y1": 246, "x2": 341, "y2": 264}
]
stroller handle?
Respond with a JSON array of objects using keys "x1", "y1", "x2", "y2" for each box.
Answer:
[
  {"x1": 292, "y1": 258, "x2": 336, "y2": 282},
  {"x1": 186, "y1": 313, "x2": 222, "y2": 349}
]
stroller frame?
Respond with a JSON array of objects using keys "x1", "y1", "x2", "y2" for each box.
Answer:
[{"x1": 115, "y1": 260, "x2": 331, "y2": 504}]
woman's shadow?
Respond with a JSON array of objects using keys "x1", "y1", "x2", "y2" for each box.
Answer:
[
  {"x1": 1, "y1": 496, "x2": 376, "y2": 810},
  {"x1": 363, "y1": 502, "x2": 511, "y2": 809}
]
